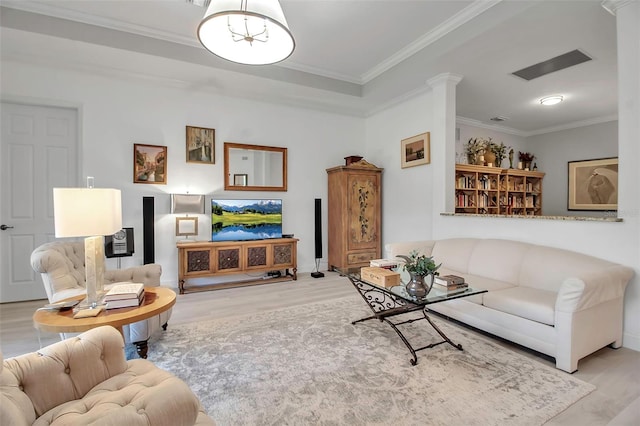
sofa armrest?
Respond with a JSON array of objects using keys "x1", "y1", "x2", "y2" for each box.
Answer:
[
  {"x1": 384, "y1": 241, "x2": 435, "y2": 260},
  {"x1": 105, "y1": 264, "x2": 162, "y2": 287},
  {"x1": 2, "y1": 326, "x2": 128, "y2": 418},
  {"x1": 556, "y1": 265, "x2": 634, "y2": 313}
]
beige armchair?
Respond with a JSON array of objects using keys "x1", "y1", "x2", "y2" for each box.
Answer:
[
  {"x1": 1, "y1": 326, "x2": 215, "y2": 425},
  {"x1": 30, "y1": 241, "x2": 172, "y2": 358}
]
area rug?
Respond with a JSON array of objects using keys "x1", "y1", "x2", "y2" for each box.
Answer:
[{"x1": 147, "y1": 296, "x2": 594, "y2": 426}]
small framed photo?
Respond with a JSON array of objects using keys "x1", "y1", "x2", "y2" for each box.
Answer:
[
  {"x1": 401, "y1": 132, "x2": 430, "y2": 168},
  {"x1": 234, "y1": 173, "x2": 248, "y2": 186},
  {"x1": 134, "y1": 144, "x2": 167, "y2": 184},
  {"x1": 175, "y1": 217, "x2": 198, "y2": 236},
  {"x1": 568, "y1": 157, "x2": 618, "y2": 211},
  {"x1": 186, "y1": 126, "x2": 215, "y2": 164}
]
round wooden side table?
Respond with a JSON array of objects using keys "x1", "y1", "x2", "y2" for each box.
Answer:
[{"x1": 33, "y1": 287, "x2": 176, "y2": 358}]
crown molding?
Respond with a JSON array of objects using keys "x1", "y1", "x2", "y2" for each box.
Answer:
[
  {"x1": 361, "y1": 0, "x2": 502, "y2": 83},
  {"x1": 601, "y1": 0, "x2": 635, "y2": 16},
  {"x1": 524, "y1": 115, "x2": 618, "y2": 136},
  {"x1": 456, "y1": 116, "x2": 527, "y2": 136}
]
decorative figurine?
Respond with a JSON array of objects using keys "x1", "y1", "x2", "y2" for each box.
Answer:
[{"x1": 508, "y1": 148, "x2": 514, "y2": 168}]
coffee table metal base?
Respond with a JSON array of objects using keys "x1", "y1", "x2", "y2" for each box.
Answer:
[{"x1": 348, "y1": 277, "x2": 464, "y2": 366}]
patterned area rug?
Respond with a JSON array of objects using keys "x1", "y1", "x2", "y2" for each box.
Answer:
[{"x1": 147, "y1": 296, "x2": 594, "y2": 425}]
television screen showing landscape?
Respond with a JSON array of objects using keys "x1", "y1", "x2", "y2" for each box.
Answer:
[{"x1": 211, "y1": 199, "x2": 282, "y2": 242}]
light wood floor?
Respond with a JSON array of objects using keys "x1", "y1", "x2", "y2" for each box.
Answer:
[{"x1": 1, "y1": 272, "x2": 638, "y2": 425}]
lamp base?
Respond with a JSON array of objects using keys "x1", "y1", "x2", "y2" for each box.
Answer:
[{"x1": 74, "y1": 292, "x2": 107, "y2": 311}]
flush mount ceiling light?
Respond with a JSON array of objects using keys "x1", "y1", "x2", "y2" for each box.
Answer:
[
  {"x1": 197, "y1": 0, "x2": 295, "y2": 65},
  {"x1": 540, "y1": 95, "x2": 564, "y2": 106}
]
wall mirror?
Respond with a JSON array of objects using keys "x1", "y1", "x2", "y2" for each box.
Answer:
[{"x1": 224, "y1": 142, "x2": 288, "y2": 191}]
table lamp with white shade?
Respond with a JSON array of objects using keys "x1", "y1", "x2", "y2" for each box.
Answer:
[{"x1": 53, "y1": 186, "x2": 122, "y2": 308}]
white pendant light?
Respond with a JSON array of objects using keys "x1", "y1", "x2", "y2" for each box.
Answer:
[{"x1": 197, "y1": 0, "x2": 295, "y2": 65}]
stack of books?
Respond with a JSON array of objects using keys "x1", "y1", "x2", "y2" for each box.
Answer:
[
  {"x1": 104, "y1": 283, "x2": 145, "y2": 310},
  {"x1": 369, "y1": 259, "x2": 399, "y2": 270},
  {"x1": 433, "y1": 274, "x2": 468, "y2": 292}
]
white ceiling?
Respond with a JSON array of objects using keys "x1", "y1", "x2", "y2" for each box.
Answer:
[{"x1": 0, "y1": 0, "x2": 618, "y2": 134}]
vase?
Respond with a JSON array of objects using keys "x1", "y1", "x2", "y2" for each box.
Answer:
[
  {"x1": 406, "y1": 273, "x2": 435, "y2": 298},
  {"x1": 484, "y1": 151, "x2": 496, "y2": 166}
]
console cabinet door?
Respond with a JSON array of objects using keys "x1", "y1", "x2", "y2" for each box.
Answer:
[
  {"x1": 183, "y1": 248, "x2": 214, "y2": 277},
  {"x1": 245, "y1": 244, "x2": 271, "y2": 271},
  {"x1": 272, "y1": 242, "x2": 296, "y2": 268},
  {"x1": 215, "y1": 246, "x2": 243, "y2": 273}
]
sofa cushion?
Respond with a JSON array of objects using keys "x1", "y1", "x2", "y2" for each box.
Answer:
[
  {"x1": 34, "y1": 359, "x2": 201, "y2": 426},
  {"x1": 483, "y1": 286, "x2": 557, "y2": 326},
  {"x1": 431, "y1": 239, "x2": 479, "y2": 274},
  {"x1": 519, "y1": 245, "x2": 617, "y2": 292},
  {"x1": 467, "y1": 239, "x2": 531, "y2": 285},
  {"x1": 455, "y1": 273, "x2": 516, "y2": 305}
]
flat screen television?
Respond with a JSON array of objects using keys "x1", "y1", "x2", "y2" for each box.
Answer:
[{"x1": 211, "y1": 199, "x2": 282, "y2": 242}]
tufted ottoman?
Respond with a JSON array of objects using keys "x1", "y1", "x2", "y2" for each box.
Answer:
[{"x1": 1, "y1": 326, "x2": 215, "y2": 425}]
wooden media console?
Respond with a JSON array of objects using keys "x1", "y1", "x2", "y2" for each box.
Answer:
[{"x1": 176, "y1": 238, "x2": 298, "y2": 294}]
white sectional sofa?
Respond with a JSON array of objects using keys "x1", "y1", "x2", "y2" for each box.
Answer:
[{"x1": 384, "y1": 238, "x2": 634, "y2": 373}]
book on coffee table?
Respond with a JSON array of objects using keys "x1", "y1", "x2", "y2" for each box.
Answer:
[
  {"x1": 106, "y1": 291, "x2": 145, "y2": 309},
  {"x1": 104, "y1": 283, "x2": 144, "y2": 301},
  {"x1": 434, "y1": 274, "x2": 465, "y2": 287}
]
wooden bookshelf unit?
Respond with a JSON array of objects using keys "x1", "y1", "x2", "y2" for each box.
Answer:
[
  {"x1": 455, "y1": 164, "x2": 545, "y2": 216},
  {"x1": 176, "y1": 238, "x2": 298, "y2": 294}
]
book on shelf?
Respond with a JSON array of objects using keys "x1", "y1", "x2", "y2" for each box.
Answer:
[
  {"x1": 104, "y1": 283, "x2": 144, "y2": 301},
  {"x1": 434, "y1": 274, "x2": 465, "y2": 287},
  {"x1": 106, "y1": 291, "x2": 145, "y2": 310},
  {"x1": 369, "y1": 259, "x2": 399, "y2": 269}
]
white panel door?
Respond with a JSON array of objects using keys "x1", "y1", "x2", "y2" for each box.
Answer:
[{"x1": 0, "y1": 102, "x2": 78, "y2": 302}]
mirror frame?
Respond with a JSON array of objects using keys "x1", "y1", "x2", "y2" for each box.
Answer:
[{"x1": 223, "y1": 142, "x2": 288, "y2": 192}]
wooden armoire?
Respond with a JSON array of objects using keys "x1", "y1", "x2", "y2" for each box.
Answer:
[{"x1": 327, "y1": 160, "x2": 382, "y2": 271}]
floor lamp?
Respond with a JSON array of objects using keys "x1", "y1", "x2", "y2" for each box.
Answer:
[{"x1": 53, "y1": 187, "x2": 122, "y2": 308}]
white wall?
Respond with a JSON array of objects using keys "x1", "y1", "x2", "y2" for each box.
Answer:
[
  {"x1": 528, "y1": 120, "x2": 618, "y2": 216},
  {"x1": 1, "y1": 60, "x2": 365, "y2": 283}
]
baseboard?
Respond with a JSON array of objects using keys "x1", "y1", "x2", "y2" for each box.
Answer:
[{"x1": 622, "y1": 331, "x2": 640, "y2": 351}]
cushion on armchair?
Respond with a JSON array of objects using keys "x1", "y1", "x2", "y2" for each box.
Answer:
[{"x1": 1, "y1": 326, "x2": 215, "y2": 426}]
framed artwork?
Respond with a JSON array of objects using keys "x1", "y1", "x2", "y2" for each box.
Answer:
[
  {"x1": 186, "y1": 125, "x2": 215, "y2": 164},
  {"x1": 234, "y1": 173, "x2": 248, "y2": 186},
  {"x1": 175, "y1": 216, "x2": 198, "y2": 236},
  {"x1": 401, "y1": 132, "x2": 430, "y2": 168},
  {"x1": 134, "y1": 144, "x2": 167, "y2": 184},
  {"x1": 568, "y1": 157, "x2": 618, "y2": 211}
]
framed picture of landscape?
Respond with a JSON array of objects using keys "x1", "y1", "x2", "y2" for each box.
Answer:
[{"x1": 401, "y1": 132, "x2": 430, "y2": 168}]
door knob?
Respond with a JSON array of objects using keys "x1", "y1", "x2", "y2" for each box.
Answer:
[{"x1": 0, "y1": 224, "x2": 14, "y2": 231}]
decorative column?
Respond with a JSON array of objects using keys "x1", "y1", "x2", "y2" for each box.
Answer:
[{"x1": 426, "y1": 73, "x2": 463, "y2": 224}]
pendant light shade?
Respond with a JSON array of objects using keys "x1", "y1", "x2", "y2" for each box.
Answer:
[{"x1": 198, "y1": 0, "x2": 295, "y2": 65}]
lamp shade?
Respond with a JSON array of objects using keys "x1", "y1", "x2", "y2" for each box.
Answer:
[
  {"x1": 171, "y1": 194, "x2": 205, "y2": 214},
  {"x1": 53, "y1": 188, "x2": 123, "y2": 237},
  {"x1": 198, "y1": 0, "x2": 295, "y2": 65}
]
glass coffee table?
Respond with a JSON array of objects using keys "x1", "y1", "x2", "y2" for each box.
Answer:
[{"x1": 340, "y1": 268, "x2": 487, "y2": 366}]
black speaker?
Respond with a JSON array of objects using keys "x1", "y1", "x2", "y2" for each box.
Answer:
[
  {"x1": 314, "y1": 198, "x2": 322, "y2": 259},
  {"x1": 311, "y1": 198, "x2": 324, "y2": 278},
  {"x1": 143, "y1": 197, "x2": 155, "y2": 265}
]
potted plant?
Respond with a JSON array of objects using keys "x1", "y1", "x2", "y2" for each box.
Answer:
[
  {"x1": 464, "y1": 138, "x2": 485, "y2": 165},
  {"x1": 491, "y1": 141, "x2": 509, "y2": 168},
  {"x1": 518, "y1": 151, "x2": 535, "y2": 169},
  {"x1": 396, "y1": 251, "x2": 441, "y2": 297}
]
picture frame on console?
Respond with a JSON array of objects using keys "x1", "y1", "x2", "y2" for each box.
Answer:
[
  {"x1": 133, "y1": 144, "x2": 167, "y2": 184},
  {"x1": 568, "y1": 157, "x2": 618, "y2": 211},
  {"x1": 401, "y1": 132, "x2": 430, "y2": 168},
  {"x1": 176, "y1": 216, "x2": 198, "y2": 236},
  {"x1": 186, "y1": 125, "x2": 215, "y2": 164}
]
